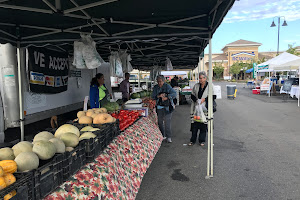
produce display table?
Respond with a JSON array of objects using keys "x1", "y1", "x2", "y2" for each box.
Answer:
[{"x1": 44, "y1": 113, "x2": 162, "y2": 200}]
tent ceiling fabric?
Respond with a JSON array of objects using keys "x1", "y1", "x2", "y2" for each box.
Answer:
[{"x1": 0, "y1": 0, "x2": 235, "y2": 70}]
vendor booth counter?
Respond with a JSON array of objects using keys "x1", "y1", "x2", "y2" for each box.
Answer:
[{"x1": 44, "y1": 112, "x2": 161, "y2": 200}]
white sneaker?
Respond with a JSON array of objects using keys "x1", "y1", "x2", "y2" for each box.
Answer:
[
  {"x1": 167, "y1": 138, "x2": 172, "y2": 143},
  {"x1": 163, "y1": 137, "x2": 167, "y2": 140}
]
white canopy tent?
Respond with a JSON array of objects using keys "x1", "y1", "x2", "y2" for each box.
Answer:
[
  {"x1": 257, "y1": 52, "x2": 300, "y2": 70},
  {"x1": 273, "y1": 58, "x2": 300, "y2": 107},
  {"x1": 257, "y1": 52, "x2": 300, "y2": 97}
]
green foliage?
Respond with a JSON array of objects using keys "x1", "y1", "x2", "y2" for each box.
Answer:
[
  {"x1": 213, "y1": 62, "x2": 224, "y2": 79},
  {"x1": 230, "y1": 62, "x2": 243, "y2": 75},
  {"x1": 286, "y1": 44, "x2": 300, "y2": 55}
]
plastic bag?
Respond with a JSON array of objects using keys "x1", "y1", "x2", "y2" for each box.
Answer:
[
  {"x1": 73, "y1": 34, "x2": 105, "y2": 69},
  {"x1": 165, "y1": 57, "x2": 173, "y2": 71},
  {"x1": 81, "y1": 34, "x2": 105, "y2": 69},
  {"x1": 73, "y1": 41, "x2": 86, "y2": 69},
  {"x1": 150, "y1": 66, "x2": 162, "y2": 81},
  {"x1": 127, "y1": 54, "x2": 133, "y2": 72},
  {"x1": 109, "y1": 51, "x2": 123, "y2": 77},
  {"x1": 193, "y1": 101, "x2": 207, "y2": 123}
]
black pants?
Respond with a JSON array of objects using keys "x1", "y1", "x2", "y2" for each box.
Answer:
[{"x1": 190, "y1": 122, "x2": 207, "y2": 144}]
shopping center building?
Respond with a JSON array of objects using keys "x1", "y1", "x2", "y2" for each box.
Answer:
[{"x1": 200, "y1": 39, "x2": 280, "y2": 79}]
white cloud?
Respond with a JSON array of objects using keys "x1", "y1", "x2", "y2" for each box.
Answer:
[{"x1": 225, "y1": 0, "x2": 300, "y2": 23}]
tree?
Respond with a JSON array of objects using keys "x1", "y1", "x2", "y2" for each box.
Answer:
[
  {"x1": 230, "y1": 62, "x2": 243, "y2": 80},
  {"x1": 213, "y1": 63, "x2": 224, "y2": 80},
  {"x1": 286, "y1": 44, "x2": 300, "y2": 56}
]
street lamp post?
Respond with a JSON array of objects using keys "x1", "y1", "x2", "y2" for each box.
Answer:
[{"x1": 270, "y1": 16, "x2": 288, "y2": 55}]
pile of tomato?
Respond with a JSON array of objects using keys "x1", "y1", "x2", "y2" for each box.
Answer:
[
  {"x1": 111, "y1": 110, "x2": 141, "y2": 131},
  {"x1": 142, "y1": 98, "x2": 156, "y2": 110}
]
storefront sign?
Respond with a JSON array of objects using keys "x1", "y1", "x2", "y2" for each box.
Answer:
[
  {"x1": 26, "y1": 47, "x2": 69, "y2": 93},
  {"x1": 231, "y1": 52, "x2": 255, "y2": 61}
]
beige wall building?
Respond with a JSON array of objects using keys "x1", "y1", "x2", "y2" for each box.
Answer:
[{"x1": 197, "y1": 39, "x2": 280, "y2": 79}]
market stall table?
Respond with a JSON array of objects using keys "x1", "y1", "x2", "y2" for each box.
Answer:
[
  {"x1": 290, "y1": 86, "x2": 299, "y2": 99},
  {"x1": 44, "y1": 112, "x2": 162, "y2": 200}
]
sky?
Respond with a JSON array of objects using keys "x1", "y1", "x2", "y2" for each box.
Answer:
[{"x1": 205, "y1": 0, "x2": 300, "y2": 54}]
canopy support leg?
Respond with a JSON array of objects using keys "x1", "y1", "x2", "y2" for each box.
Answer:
[{"x1": 17, "y1": 42, "x2": 24, "y2": 141}]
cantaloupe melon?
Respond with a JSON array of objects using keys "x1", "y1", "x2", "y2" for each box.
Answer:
[
  {"x1": 32, "y1": 141, "x2": 56, "y2": 160},
  {"x1": 65, "y1": 147, "x2": 74, "y2": 152},
  {"x1": 89, "y1": 128, "x2": 100, "y2": 132},
  {"x1": 90, "y1": 113, "x2": 98, "y2": 119},
  {"x1": 33, "y1": 131, "x2": 54, "y2": 142},
  {"x1": 0, "y1": 148, "x2": 15, "y2": 160},
  {"x1": 93, "y1": 113, "x2": 114, "y2": 124},
  {"x1": 99, "y1": 108, "x2": 107, "y2": 113},
  {"x1": 80, "y1": 126, "x2": 93, "y2": 132},
  {"x1": 86, "y1": 111, "x2": 94, "y2": 117},
  {"x1": 55, "y1": 124, "x2": 80, "y2": 138},
  {"x1": 49, "y1": 138, "x2": 65, "y2": 153},
  {"x1": 78, "y1": 116, "x2": 93, "y2": 124},
  {"x1": 60, "y1": 132, "x2": 79, "y2": 147},
  {"x1": 79, "y1": 132, "x2": 96, "y2": 141},
  {"x1": 14, "y1": 152, "x2": 39, "y2": 172},
  {"x1": 12, "y1": 141, "x2": 33, "y2": 157},
  {"x1": 77, "y1": 111, "x2": 86, "y2": 118}
]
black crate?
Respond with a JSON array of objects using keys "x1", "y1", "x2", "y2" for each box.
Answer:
[
  {"x1": 33, "y1": 153, "x2": 64, "y2": 200},
  {"x1": 62, "y1": 141, "x2": 86, "y2": 181},
  {"x1": 0, "y1": 172, "x2": 34, "y2": 200}
]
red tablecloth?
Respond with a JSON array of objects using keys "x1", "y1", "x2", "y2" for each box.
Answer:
[{"x1": 44, "y1": 115, "x2": 162, "y2": 200}]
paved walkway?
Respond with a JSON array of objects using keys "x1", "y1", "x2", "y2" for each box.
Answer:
[{"x1": 136, "y1": 82, "x2": 300, "y2": 200}]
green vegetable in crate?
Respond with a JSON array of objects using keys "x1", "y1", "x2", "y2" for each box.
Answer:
[
  {"x1": 14, "y1": 152, "x2": 39, "y2": 172},
  {"x1": 116, "y1": 99, "x2": 123, "y2": 105},
  {"x1": 79, "y1": 132, "x2": 96, "y2": 141},
  {"x1": 60, "y1": 132, "x2": 79, "y2": 147},
  {"x1": 80, "y1": 126, "x2": 94, "y2": 132},
  {"x1": 55, "y1": 124, "x2": 80, "y2": 138},
  {"x1": 12, "y1": 141, "x2": 33, "y2": 157},
  {"x1": 102, "y1": 102, "x2": 119, "y2": 112},
  {"x1": 140, "y1": 91, "x2": 147, "y2": 98},
  {"x1": 33, "y1": 131, "x2": 54, "y2": 143},
  {"x1": 49, "y1": 138, "x2": 66, "y2": 153},
  {"x1": 131, "y1": 93, "x2": 140, "y2": 99},
  {"x1": 32, "y1": 141, "x2": 56, "y2": 160},
  {"x1": 0, "y1": 148, "x2": 15, "y2": 160}
]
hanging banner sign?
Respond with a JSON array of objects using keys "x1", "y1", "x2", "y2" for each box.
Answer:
[{"x1": 26, "y1": 47, "x2": 69, "y2": 93}]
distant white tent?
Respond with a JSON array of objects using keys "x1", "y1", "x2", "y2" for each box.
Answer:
[
  {"x1": 272, "y1": 58, "x2": 300, "y2": 107},
  {"x1": 257, "y1": 52, "x2": 300, "y2": 71},
  {"x1": 161, "y1": 71, "x2": 187, "y2": 76},
  {"x1": 272, "y1": 58, "x2": 300, "y2": 71}
]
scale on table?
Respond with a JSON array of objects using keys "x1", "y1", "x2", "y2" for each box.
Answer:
[{"x1": 124, "y1": 98, "x2": 143, "y2": 108}]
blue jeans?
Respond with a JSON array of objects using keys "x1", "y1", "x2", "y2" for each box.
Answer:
[{"x1": 157, "y1": 108, "x2": 172, "y2": 138}]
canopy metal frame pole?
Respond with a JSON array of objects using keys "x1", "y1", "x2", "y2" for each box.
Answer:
[
  {"x1": 138, "y1": 70, "x2": 140, "y2": 89},
  {"x1": 17, "y1": 42, "x2": 24, "y2": 141},
  {"x1": 206, "y1": 34, "x2": 214, "y2": 179},
  {"x1": 269, "y1": 71, "x2": 271, "y2": 97},
  {"x1": 298, "y1": 67, "x2": 300, "y2": 107}
]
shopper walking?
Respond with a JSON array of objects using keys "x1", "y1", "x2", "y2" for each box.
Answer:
[{"x1": 152, "y1": 75, "x2": 176, "y2": 143}]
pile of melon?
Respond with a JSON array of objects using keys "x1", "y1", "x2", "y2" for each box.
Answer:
[
  {"x1": 76, "y1": 108, "x2": 116, "y2": 125},
  {"x1": 0, "y1": 123, "x2": 99, "y2": 174}
]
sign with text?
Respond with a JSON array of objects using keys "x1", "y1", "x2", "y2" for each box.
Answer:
[
  {"x1": 27, "y1": 47, "x2": 69, "y2": 93},
  {"x1": 253, "y1": 63, "x2": 258, "y2": 79},
  {"x1": 260, "y1": 78, "x2": 271, "y2": 91}
]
